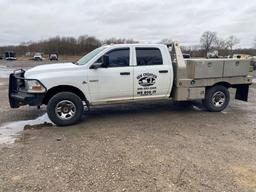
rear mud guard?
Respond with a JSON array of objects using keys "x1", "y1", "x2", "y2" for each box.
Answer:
[{"x1": 235, "y1": 84, "x2": 250, "y2": 102}]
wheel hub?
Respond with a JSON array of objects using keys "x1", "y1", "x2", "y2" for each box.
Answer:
[
  {"x1": 212, "y1": 91, "x2": 226, "y2": 107},
  {"x1": 62, "y1": 105, "x2": 70, "y2": 113},
  {"x1": 55, "y1": 100, "x2": 77, "y2": 120}
]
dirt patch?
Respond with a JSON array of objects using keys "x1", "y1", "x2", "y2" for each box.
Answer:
[{"x1": 231, "y1": 165, "x2": 256, "y2": 190}]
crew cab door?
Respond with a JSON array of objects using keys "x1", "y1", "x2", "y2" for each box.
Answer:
[
  {"x1": 88, "y1": 47, "x2": 133, "y2": 103},
  {"x1": 133, "y1": 47, "x2": 172, "y2": 99}
]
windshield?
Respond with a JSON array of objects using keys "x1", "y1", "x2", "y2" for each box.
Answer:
[{"x1": 76, "y1": 47, "x2": 106, "y2": 65}]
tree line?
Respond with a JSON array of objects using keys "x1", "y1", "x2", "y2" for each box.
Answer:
[
  {"x1": 200, "y1": 31, "x2": 240, "y2": 56},
  {"x1": 0, "y1": 33, "x2": 255, "y2": 57},
  {"x1": 0, "y1": 35, "x2": 138, "y2": 56}
]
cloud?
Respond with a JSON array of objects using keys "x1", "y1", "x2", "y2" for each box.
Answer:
[{"x1": 0, "y1": 0, "x2": 255, "y2": 47}]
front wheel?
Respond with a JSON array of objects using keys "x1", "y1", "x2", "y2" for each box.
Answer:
[
  {"x1": 47, "y1": 92, "x2": 83, "y2": 126},
  {"x1": 203, "y1": 85, "x2": 230, "y2": 112}
]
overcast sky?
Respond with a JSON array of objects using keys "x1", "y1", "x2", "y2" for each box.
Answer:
[{"x1": 0, "y1": 0, "x2": 256, "y2": 47}]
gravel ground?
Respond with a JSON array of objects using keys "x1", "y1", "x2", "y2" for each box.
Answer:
[{"x1": 0, "y1": 60, "x2": 256, "y2": 192}]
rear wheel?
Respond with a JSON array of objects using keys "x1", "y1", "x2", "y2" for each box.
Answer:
[
  {"x1": 203, "y1": 85, "x2": 230, "y2": 112},
  {"x1": 47, "y1": 92, "x2": 83, "y2": 126}
]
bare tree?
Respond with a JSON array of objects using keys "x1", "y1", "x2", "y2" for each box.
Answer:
[
  {"x1": 102, "y1": 38, "x2": 138, "y2": 45},
  {"x1": 215, "y1": 38, "x2": 227, "y2": 50},
  {"x1": 200, "y1": 31, "x2": 217, "y2": 56},
  {"x1": 214, "y1": 38, "x2": 229, "y2": 56},
  {"x1": 159, "y1": 38, "x2": 173, "y2": 45},
  {"x1": 226, "y1": 35, "x2": 240, "y2": 52}
]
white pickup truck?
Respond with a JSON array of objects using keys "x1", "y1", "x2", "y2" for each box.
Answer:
[{"x1": 9, "y1": 42, "x2": 253, "y2": 126}]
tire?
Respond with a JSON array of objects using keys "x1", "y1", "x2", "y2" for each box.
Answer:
[
  {"x1": 203, "y1": 85, "x2": 230, "y2": 112},
  {"x1": 47, "y1": 92, "x2": 83, "y2": 126}
]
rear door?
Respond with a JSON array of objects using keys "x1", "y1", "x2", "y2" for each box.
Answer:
[{"x1": 133, "y1": 47, "x2": 171, "y2": 100}]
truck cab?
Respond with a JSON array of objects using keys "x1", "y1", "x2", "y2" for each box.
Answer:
[
  {"x1": 9, "y1": 43, "x2": 252, "y2": 126},
  {"x1": 85, "y1": 44, "x2": 173, "y2": 104}
]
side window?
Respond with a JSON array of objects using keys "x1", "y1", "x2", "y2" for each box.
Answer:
[
  {"x1": 106, "y1": 48, "x2": 130, "y2": 67},
  {"x1": 136, "y1": 48, "x2": 163, "y2": 66}
]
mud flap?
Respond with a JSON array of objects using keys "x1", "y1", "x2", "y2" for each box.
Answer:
[{"x1": 235, "y1": 84, "x2": 250, "y2": 102}]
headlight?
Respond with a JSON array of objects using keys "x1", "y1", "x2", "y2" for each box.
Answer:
[{"x1": 25, "y1": 80, "x2": 46, "y2": 93}]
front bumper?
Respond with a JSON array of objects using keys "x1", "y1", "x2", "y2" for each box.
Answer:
[{"x1": 9, "y1": 70, "x2": 45, "y2": 108}]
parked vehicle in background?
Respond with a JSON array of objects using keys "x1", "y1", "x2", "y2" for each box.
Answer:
[
  {"x1": 207, "y1": 50, "x2": 218, "y2": 58},
  {"x1": 0, "y1": 55, "x2": 3, "y2": 60},
  {"x1": 183, "y1": 53, "x2": 191, "y2": 59},
  {"x1": 251, "y1": 56, "x2": 256, "y2": 70},
  {"x1": 5, "y1": 51, "x2": 16, "y2": 60},
  {"x1": 33, "y1": 53, "x2": 43, "y2": 61},
  {"x1": 49, "y1": 53, "x2": 58, "y2": 61},
  {"x1": 232, "y1": 54, "x2": 251, "y2": 59},
  {"x1": 9, "y1": 42, "x2": 253, "y2": 126}
]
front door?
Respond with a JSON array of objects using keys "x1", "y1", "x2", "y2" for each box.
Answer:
[{"x1": 88, "y1": 48, "x2": 133, "y2": 103}]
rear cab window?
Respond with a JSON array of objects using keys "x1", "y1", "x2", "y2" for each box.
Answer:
[{"x1": 136, "y1": 48, "x2": 163, "y2": 66}]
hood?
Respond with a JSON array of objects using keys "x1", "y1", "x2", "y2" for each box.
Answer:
[{"x1": 25, "y1": 62, "x2": 79, "y2": 78}]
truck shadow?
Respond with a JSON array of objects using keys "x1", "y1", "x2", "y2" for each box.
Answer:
[{"x1": 81, "y1": 100, "x2": 205, "y2": 122}]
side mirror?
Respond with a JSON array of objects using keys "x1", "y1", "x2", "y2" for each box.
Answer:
[
  {"x1": 89, "y1": 55, "x2": 109, "y2": 69},
  {"x1": 90, "y1": 62, "x2": 102, "y2": 69},
  {"x1": 101, "y1": 55, "x2": 109, "y2": 68}
]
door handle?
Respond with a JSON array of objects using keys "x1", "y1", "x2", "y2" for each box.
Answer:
[
  {"x1": 159, "y1": 70, "x2": 168, "y2": 73},
  {"x1": 120, "y1": 72, "x2": 130, "y2": 75},
  {"x1": 89, "y1": 80, "x2": 99, "y2": 82}
]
